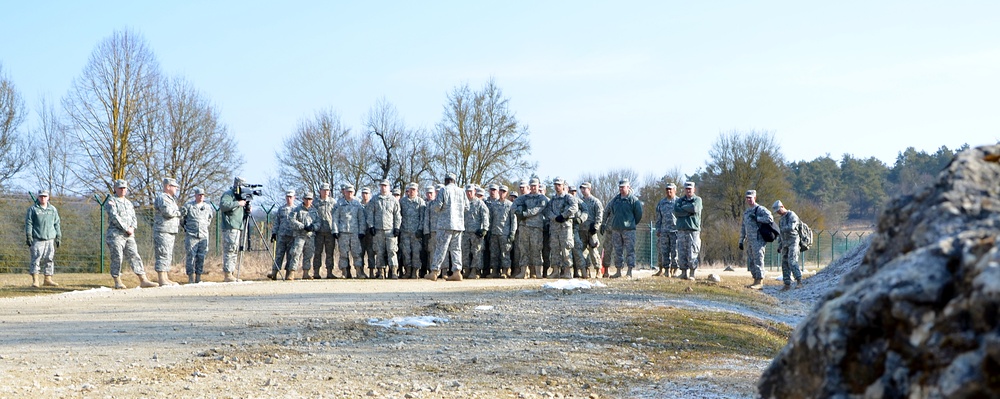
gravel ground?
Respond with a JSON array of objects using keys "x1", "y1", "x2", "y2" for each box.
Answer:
[{"x1": 0, "y1": 269, "x2": 785, "y2": 399}]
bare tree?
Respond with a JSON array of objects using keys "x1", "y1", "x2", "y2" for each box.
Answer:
[
  {"x1": 0, "y1": 63, "x2": 33, "y2": 188},
  {"x1": 576, "y1": 168, "x2": 641, "y2": 207},
  {"x1": 275, "y1": 108, "x2": 351, "y2": 194},
  {"x1": 392, "y1": 127, "x2": 435, "y2": 189},
  {"x1": 434, "y1": 79, "x2": 534, "y2": 185},
  {"x1": 342, "y1": 133, "x2": 375, "y2": 191},
  {"x1": 701, "y1": 129, "x2": 791, "y2": 221},
  {"x1": 363, "y1": 98, "x2": 406, "y2": 184},
  {"x1": 30, "y1": 96, "x2": 75, "y2": 195},
  {"x1": 63, "y1": 29, "x2": 161, "y2": 194}
]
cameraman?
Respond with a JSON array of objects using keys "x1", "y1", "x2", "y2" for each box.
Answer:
[{"x1": 219, "y1": 177, "x2": 249, "y2": 282}]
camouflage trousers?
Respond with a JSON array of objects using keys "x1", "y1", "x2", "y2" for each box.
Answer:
[
  {"x1": 461, "y1": 232, "x2": 485, "y2": 272},
  {"x1": 487, "y1": 233, "x2": 512, "y2": 273},
  {"x1": 399, "y1": 231, "x2": 422, "y2": 271},
  {"x1": 677, "y1": 230, "x2": 700, "y2": 270},
  {"x1": 106, "y1": 233, "x2": 145, "y2": 277},
  {"x1": 601, "y1": 233, "x2": 613, "y2": 268},
  {"x1": 611, "y1": 230, "x2": 636, "y2": 268},
  {"x1": 548, "y1": 222, "x2": 574, "y2": 271},
  {"x1": 29, "y1": 239, "x2": 55, "y2": 275},
  {"x1": 373, "y1": 229, "x2": 398, "y2": 268},
  {"x1": 222, "y1": 229, "x2": 241, "y2": 273},
  {"x1": 780, "y1": 240, "x2": 802, "y2": 285},
  {"x1": 337, "y1": 233, "x2": 363, "y2": 273},
  {"x1": 273, "y1": 234, "x2": 304, "y2": 272},
  {"x1": 423, "y1": 231, "x2": 437, "y2": 272},
  {"x1": 745, "y1": 239, "x2": 766, "y2": 279},
  {"x1": 431, "y1": 230, "x2": 463, "y2": 272},
  {"x1": 153, "y1": 231, "x2": 176, "y2": 272},
  {"x1": 184, "y1": 236, "x2": 209, "y2": 275},
  {"x1": 578, "y1": 228, "x2": 600, "y2": 270},
  {"x1": 517, "y1": 226, "x2": 543, "y2": 269},
  {"x1": 657, "y1": 230, "x2": 678, "y2": 269},
  {"x1": 312, "y1": 231, "x2": 337, "y2": 274},
  {"x1": 302, "y1": 233, "x2": 316, "y2": 272},
  {"x1": 361, "y1": 233, "x2": 375, "y2": 269}
]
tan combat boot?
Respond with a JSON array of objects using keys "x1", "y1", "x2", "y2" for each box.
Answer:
[
  {"x1": 195, "y1": 274, "x2": 202, "y2": 283},
  {"x1": 670, "y1": 267, "x2": 679, "y2": 277},
  {"x1": 137, "y1": 273, "x2": 159, "y2": 288},
  {"x1": 355, "y1": 266, "x2": 368, "y2": 279},
  {"x1": 187, "y1": 274, "x2": 195, "y2": 284},
  {"x1": 302, "y1": 269, "x2": 311, "y2": 280},
  {"x1": 112, "y1": 276, "x2": 127, "y2": 289},
  {"x1": 424, "y1": 271, "x2": 438, "y2": 281},
  {"x1": 43, "y1": 275, "x2": 59, "y2": 287},
  {"x1": 747, "y1": 278, "x2": 763, "y2": 290},
  {"x1": 224, "y1": 271, "x2": 239, "y2": 282},
  {"x1": 30, "y1": 274, "x2": 40, "y2": 288},
  {"x1": 530, "y1": 265, "x2": 540, "y2": 279},
  {"x1": 446, "y1": 271, "x2": 463, "y2": 281},
  {"x1": 284, "y1": 270, "x2": 295, "y2": 281},
  {"x1": 611, "y1": 267, "x2": 622, "y2": 278},
  {"x1": 560, "y1": 267, "x2": 573, "y2": 279},
  {"x1": 157, "y1": 271, "x2": 178, "y2": 286},
  {"x1": 626, "y1": 267, "x2": 633, "y2": 278},
  {"x1": 581, "y1": 267, "x2": 590, "y2": 279},
  {"x1": 511, "y1": 266, "x2": 525, "y2": 279},
  {"x1": 652, "y1": 268, "x2": 664, "y2": 277}
]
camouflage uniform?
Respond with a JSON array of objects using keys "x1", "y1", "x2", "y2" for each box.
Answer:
[
  {"x1": 399, "y1": 193, "x2": 425, "y2": 278},
  {"x1": 25, "y1": 200, "x2": 61, "y2": 277},
  {"x1": 360, "y1": 196, "x2": 376, "y2": 274},
  {"x1": 776, "y1": 208, "x2": 803, "y2": 286},
  {"x1": 603, "y1": 189, "x2": 643, "y2": 276},
  {"x1": 487, "y1": 196, "x2": 517, "y2": 277},
  {"x1": 332, "y1": 196, "x2": 367, "y2": 278},
  {"x1": 367, "y1": 191, "x2": 401, "y2": 278},
  {"x1": 655, "y1": 196, "x2": 679, "y2": 274},
  {"x1": 180, "y1": 198, "x2": 213, "y2": 277},
  {"x1": 514, "y1": 191, "x2": 548, "y2": 278},
  {"x1": 429, "y1": 182, "x2": 469, "y2": 275},
  {"x1": 739, "y1": 203, "x2": 773, "y2": 280},
  {"x1": 105, "y1": 195, "x2": 146, "y2": 277},
  {"x1": 543, "y1": 189, "x2": 579, "y2": 278},
  {"x1": 153, "y1": 190, "x2": 182, "y2": 272},
  {"x1": 673, "y1": 191, "x2": 702, "y2": 274},
  {"x1": 462, "y1": 195, "x2": 490, "y2": 277},
  {"x1": 312, "y1": 193, "x2": 337, "y2": 278},
  {"x1": 577, "y1": 193, "x2": 603, "y2": 277},
  {"x1": 300, "y1": 201, "x2": 320, "y2": 278},
  {"x1": 272, "y1": 203, "x2": 297, "y2": 273},
  {"x1": 285, "y1": 204, "x2": 313, "y2": 272},
  {"x1": 219, "y1": 184, "x2": 246, "y2": 274},
  {"x1": 422, "y1": 188, "x2": 440, "y2": 276}
]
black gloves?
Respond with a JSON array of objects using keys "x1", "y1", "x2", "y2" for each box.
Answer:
[
  {"x1": 270, "y1": 233, "x2": 277, "y2": 242},
  {"x1": 55, "y1": 239, "x2": 60, "y2": 249},
  {"x1": 588, "y1": 225, "x2": 597, "y2": 235},
  {"x1": 26, "y1": 238, "x2": 31, "y2": 247},
  {"x1": 332, "y1": 233, "x2": 339, "y2": 240},
  {"x1": 303, "y1": 225, "x2": 314, "y2": 232},
  {"x1": 555, "y1": 215, "x2": 566, "y2": 223},
  {"x1": 392, "y1": 228, "x2": 400, "y2": 237},
  {"x1": 476, "y1": 229, "x2": 486, "y2": 238},
  {"x1": 599, "y1": 225, "x2": 607, "y2": 235},
  {"x1": 368, "y1": 227, "x2": 376, "y2": 236},
  {"x1": 416, "y1": 230, "x2": 424, "y2": 239},
  {"x1": 358, "y1": 233, "x2": 365, "y2": 240},
  {"x1": 738, "y1": 242, "x2": 744, "y2": 251}
]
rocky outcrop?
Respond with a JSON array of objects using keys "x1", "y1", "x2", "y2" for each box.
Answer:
[{"x1": 758, "y1": 145, "x2": 1000, "y2": 398}]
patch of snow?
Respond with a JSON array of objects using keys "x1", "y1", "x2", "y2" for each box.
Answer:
[
  {"x1": 542, "y1": 279, "x2": 606, "y2": 290},
  {"x1": 367, "y1": 316, "x2": 450, "y2": 329},
  {"x1": 474, "y1": 305, "x2": 494, "y2": 311}
]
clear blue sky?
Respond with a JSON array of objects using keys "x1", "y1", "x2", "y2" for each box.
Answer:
[{"x1": 2, "y1": 1, "x2": 997, "y2": 187}]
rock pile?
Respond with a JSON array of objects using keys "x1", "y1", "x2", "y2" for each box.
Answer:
[{"x1": 759, "y1": 145, "x2": 1000, "y2": 398}]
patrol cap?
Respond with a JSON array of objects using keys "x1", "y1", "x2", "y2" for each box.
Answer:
[
  {"x1": 303, "y1": 191, "x2": 314, "y2": 199},
  {"x1": 444, "y1": 172, "x2": 457, "y2": 181},
  {"x1": 509, "y1": 192, "x2": 518, "y2": 198},
  {"x1": 320, "y1": 183, "x2": 331, "y2": 190},
  {"x1": 498, "y1": 185, "x2": 508, "y2": 192},
  {"x1": 163, "y1": 177, "x2": 179, "y2": 187},
  {"x1": 361, "y1": 187, "x2": 371, "y2": 194},
  {"x1": 552, "y1": 177, "x2": 565, "y2": 185},
  {"x1": 475, "y1": 187, "x2": 485, "y2": 196},
  {"x1": 465, "y1": 184, "x2": 476, "y2": 191},
  {"x1": 487, "y1": 183, "x2": 498, "y2": 190},
  {"x1": 665, "y1": 183, "x2": 677, "y2": 189},
  {"x1": 285, "y1": 190, "x2": 296, "y2": 197},
  {"x1": 580, "y1": 182, "x2": 592, "y2": 189},
  {"x1": 233, "y1": 176, "x2": 246, "y2": 186},
  {"x1": 684, "y1": 181, "x2": 696, "y2": 189},
  {"x1": 745, "y1": 190, "x2": 756, "y2": 198},
  {"x1": 114, "y1": 179, "x2": 128, "y2": 189},
  {"x1": 568, "y1": 186, "x2": 577, "y2": 193},
  {"x1": 406, "y1": 182, "x2": 419, "y2": 190},
  {"x1": 343, "y1": 184, "x2": 355, "y2": 192},
  {"x1": 618, "y1": 178, "x2": 630, "y2": 187},
  {"x1": 38, "y1": 190, "x2": 49, "y2": 197},
  {"x1": 425, "y1": 185, "x2": 435, "y2": 194},
  {"x1": 391, "y1": 188, "x2": 400, "y2": 196},
  {"x1": 379, "y1": 179, "x2": 390, "y2": 186},
  {"x1": 772, "y1": 200, "x2": 783, "y2": 211},
  {"x1": 529, "y1": 178, "x2": 540, "y2": 186},
  {"x1": 519, "y1": 180, "x2": 528, "y2": 188},
  {"x1": 192, "y1": 187, "x2": 205, "y2": 195}
]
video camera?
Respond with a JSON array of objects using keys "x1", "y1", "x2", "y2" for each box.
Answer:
[{"x1": 235, "y1": 184, "x2": 263, "y2": 201}]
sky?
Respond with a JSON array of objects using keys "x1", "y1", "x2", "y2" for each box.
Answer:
[{"x1": 2, "y1": 1, "x2": 998, "y2": 189}]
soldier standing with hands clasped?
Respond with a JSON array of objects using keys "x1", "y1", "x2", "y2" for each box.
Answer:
[
  {"x1": 654, "y1": 183, "x2": 679, "y2": 277},
  {"x1": 181, "y1": 187, "x2": 213, "y2": 283},
  {"x1": 25, "y1": 190, "x2": 61, "y2": 288},
  {"x1": 153, "y1": 178, "x2": 182, "y2": 286},
  {"x1": 106, "y1": 179, "x2": 158, "y2": 289},
  {"x1": 673, "y1": 181, "x2": 702, "y2": 280}
]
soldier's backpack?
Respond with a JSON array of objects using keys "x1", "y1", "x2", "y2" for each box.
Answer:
[
  {"x1": 755, "y1": 205, "x2": 781, "y2": 243},
  {"x1": 797, "y1": 220, "x2": 814, "y2": 252}
]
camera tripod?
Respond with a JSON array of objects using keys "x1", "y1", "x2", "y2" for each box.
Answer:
[{"x1": 235, "y1": 202, "x2": 280, "y2": 281}]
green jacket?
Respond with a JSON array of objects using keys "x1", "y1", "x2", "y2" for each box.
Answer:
[
  {"x1": 672, "y1": 195, "x2": 702, "y2": 231},
  {"x1": 603, "y1": 193, "x2": 643, "y2": 231},
  {"x1": 26, "y1": 203, "x2": 61, "y2": 241},
  {"x1": 219, "y1": 189, "x2": 245, "y2": 230}
]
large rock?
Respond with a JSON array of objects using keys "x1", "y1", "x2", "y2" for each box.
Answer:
[{"x1": 759, "y1": 145, "x2": 1000, "y2": 398}]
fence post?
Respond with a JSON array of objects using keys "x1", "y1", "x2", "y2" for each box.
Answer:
[
  {"x1": 209, "y1": 201, "x2": 220, "y2": 255},
  {"x1": 649, "y1": 222, "x2": 655, "y2": 268},
  {"x1": 92, "y1": 194, "x2": 110, "y2": 274}
]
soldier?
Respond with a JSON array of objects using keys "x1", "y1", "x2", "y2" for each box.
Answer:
[
  {"x1": 180, "y1": 187, "x2": 213, "y2": 283},
  {"x1": 105, "y1": 179, "x2": 158, "y2": 289},
  {"x1": 539, "y1": 182, "x2": 552, "y2": 277},
  {"x1": 360, "y1": 187, "x2": 376, "y2": 278},
  {"x1": 332, "y1": 184, "x2": 367, "y2": 278},
  {"x1": 543, "y1": 178, "x2": 579, "y2": 278},
  {"x1": 601, "y1": 179, "x2": 643, "y2": 278},
  {"x1": 25, "y1": 190, "x2": 61, "y2": 288},
  {"x1": 486, "y1": 185, "x2": 517, "y2": 278},
  {"x1": 654, "y1": 183, "x2": 679, "y2": 277},
  {"x1": 311, "y1": 183, "x2": 338, "y2": 279},
  {"x1": 367, "y1": 180, "x2": 402, "y2": 279},
  {"x1": 421, "y1": 185, "x2": 438, "y2": 278},
  {"x1": 513, "y1": 178, "x2": 548, "y2": 279},
  {"x1": 577, "y1": 182, "x2": 603, "y2": 279},
  {"x1": 268, "y1": 190, "x2": 297, "y2": 280},
  {"x1": 219, "y1": 177, "x2": 248, "y2": 282},
  {"x1": 773, "y1": 200, "x2": 804, "y2": 290},
  {"x1": 152, "y1": 178, "x2": 182, "y2": 286},
  {"x1": 673, "y1": 182, "x2": 703, "y2": 280},
  {"x1": 739, "y1": 190, "x2": 773, "y2": 290},
  {"x1": 566, "y1": 185, "x2": 586, "y2": 278},
  {"x1": 425, "y1": 173, "x2": 468, "y2": 281},
  {"x1": 299, "y1": 192, "x2": 320, "y2": 280},
  {"x1": 462, "y1": 184, "x2": 490, "y2": 279},
  {"x1": 399, "y1": 183, "x2": 425, "y2": 279}
]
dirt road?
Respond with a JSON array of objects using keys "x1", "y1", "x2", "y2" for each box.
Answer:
[{"x1": 0, "y1": 269, "x2": 790, "y2": 398}]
